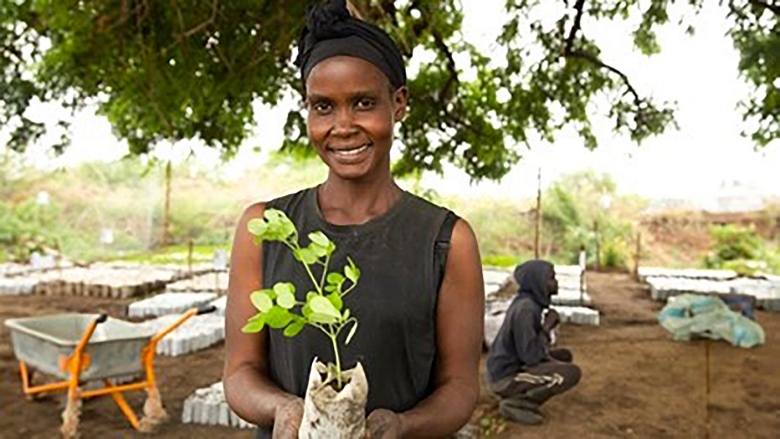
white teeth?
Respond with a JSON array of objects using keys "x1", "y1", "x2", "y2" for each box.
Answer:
[{"x1": 333, "y1": 145, "x2": 369, "y2": 156}]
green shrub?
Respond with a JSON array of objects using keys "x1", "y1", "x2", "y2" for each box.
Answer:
[
  {"x1": 705, "y1": 224, "x2": 763, "y2": 269},
  {"x1": 0, "y1": 199, "x2": 59, "y2": 262},
  {"x1": 602, "y1": 242, "x2": 627, "y2": 270}
]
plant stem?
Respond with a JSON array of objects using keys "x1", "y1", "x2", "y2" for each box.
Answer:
[
  {"x1": 329, "y1": 330, "x2": 343, "y2": 389},
  {"x1": 303, "y1": 262, "x2": 323, "y2": 295},
  {"x1": 341, "y1": 283, "x2": 356, "y2": 298},
  {"x1": 284, "y1": 241, "x2": 322, "y2": 294},
  {"x1": 319, "y1": 253, "x2": 330, "y2": 291}
]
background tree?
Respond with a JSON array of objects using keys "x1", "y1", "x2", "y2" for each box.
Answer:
[{"x1": 1, "y1": 0, "x2": 777, "y2": 181}]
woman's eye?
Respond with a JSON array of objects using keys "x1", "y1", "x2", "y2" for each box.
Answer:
[
  {"x1": 356, "y1": 98, "x2": 375, "y2": 109},
  {"x1": 312, "y1": 102, "x2": 332, "y2": 113}
]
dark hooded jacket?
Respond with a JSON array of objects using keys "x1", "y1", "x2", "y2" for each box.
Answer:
[{"x1": 486, "y1": 260, "x2": 554, "y2": 383}]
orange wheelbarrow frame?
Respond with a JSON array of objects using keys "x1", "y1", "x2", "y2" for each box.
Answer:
[{"x1": 16, "y1": 306, "x2": 216, "y2": 435}]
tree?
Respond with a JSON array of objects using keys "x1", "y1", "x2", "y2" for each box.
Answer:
[{"x1": 1, "y1": 1, "x2": 777, "y2": 181}]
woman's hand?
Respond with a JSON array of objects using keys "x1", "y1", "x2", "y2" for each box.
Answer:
[
  {"x1": 272, "y1": 397, "x2": 304, "y2": 439},
  {"x1": 366, "y1": 409, "x2": 404, "y2": 439}
]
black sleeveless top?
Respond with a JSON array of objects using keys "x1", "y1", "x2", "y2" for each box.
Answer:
[{"x1": 256, "y1": 186, "x2": 454, "y2": 438}]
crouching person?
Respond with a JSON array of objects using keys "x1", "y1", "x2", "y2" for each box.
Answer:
[{"x1": 486, "y1": 260, "x2": 581, "y2": 425}]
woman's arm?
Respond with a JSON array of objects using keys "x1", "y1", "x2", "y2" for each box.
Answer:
[
  {"x1": 390, "y1": 219, "x2": 485, "y2": 438},
  {"x1": 223, "y1": 202, "x2": 301, "y2": 430}
]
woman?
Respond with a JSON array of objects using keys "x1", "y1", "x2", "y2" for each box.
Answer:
[
  {"x1": 223, "y1": 2, "x2": 484, "y2": 438},
  {"x1": 486, "y1": 260, "x2": 582, "y2": 425}
]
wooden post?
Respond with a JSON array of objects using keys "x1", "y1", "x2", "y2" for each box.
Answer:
[
  {"x1": 187, "y1": 239, "x2": 194, "y2": 279},
  {"x1": 579, "y1": 245, "x2": 586, "y2": 305},
  {"x1": 633, "y1": 232, "x2": 642, "y2": 280},
  {"x1": 161, "y1": 161, "x2": 172, "y2": 247},
  {"x1": 594, "y1": 220, "x2": 601, "y2": 270},
  {"x1": 534, "y1": 167, "x2": 542, "y2": 259}
]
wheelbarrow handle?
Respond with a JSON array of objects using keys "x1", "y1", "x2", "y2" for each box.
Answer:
[
  {"x1": 73, "y1": 314, "x2": 109, "y2": 360},
  {"x1": 197, "y1": 305, "x2": 217, "y2": 315},
  {"x1": 149, "y1": 305, "x2": 214, "y2": 346}
]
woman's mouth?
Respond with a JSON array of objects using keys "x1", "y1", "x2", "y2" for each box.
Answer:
[
  {"x1": 327, "y1": 143, "x2": 373, "y2": 164},
  {"x1": 329, "y1": 144, "x2": 370, "y2": 157}
]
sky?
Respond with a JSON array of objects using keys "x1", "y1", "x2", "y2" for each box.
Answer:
[{"x1": 10, "y1": 1, "x2": 780, "y2": 202}]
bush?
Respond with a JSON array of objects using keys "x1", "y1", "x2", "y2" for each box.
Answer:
[
  {"x1": 705, "y1": 224, "x2": 763, "y2": 269},
  {"x1": 0, "y1": 199, "x2": 59, "y2": 262},
  {"x1": 602, "y1": 242, "x2": 627, "y2": 270}
]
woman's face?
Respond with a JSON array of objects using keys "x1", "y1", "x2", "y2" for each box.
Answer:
[{"x1": 305, "y1": 56, "x2": 407, "y2": 181}]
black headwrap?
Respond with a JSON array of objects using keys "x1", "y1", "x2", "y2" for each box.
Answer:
[
  {"x1": 294, "y1": 0, "x2": 406, "y2": 90},
  {"x1": 513, "y1": 260, "x2": 555, "y2": 308}
]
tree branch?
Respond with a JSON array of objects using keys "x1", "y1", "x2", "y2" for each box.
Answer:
[
  {"x1": 564, "y1": 0, "x2": 586, "y2": 54},
  {"x1": 180, "y1": 0, "x2": 219, "y2": 39},
  {"x1": 565, "y1": 50, "x2": 641, "y2": 104},
  {"x1": 560, "y1": 0, "x2": 642, "y2": 106},
  {"x1": 748, "y1": 0, "x2": 780, "y2": 16},
  {"x1": 432, "y1": 31, "x2": 459, "y2": 104}
]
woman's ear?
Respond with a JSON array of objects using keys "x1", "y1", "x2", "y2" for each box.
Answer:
[{"x1": 392, "y1": 86, "x2": 408, "y2": 122}]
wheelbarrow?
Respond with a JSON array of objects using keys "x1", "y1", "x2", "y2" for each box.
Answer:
[{"x1": 5, "y1": 305, "x2": 217, "y2": 437}]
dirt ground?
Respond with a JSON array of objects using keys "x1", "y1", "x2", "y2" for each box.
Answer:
[{"x1": 1, "y1": 273, "x2": 778, "y2": 438}]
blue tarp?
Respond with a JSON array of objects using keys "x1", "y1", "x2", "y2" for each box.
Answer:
[{"x1": 658, "y1": 294, "x2": 765, "y2": 348}]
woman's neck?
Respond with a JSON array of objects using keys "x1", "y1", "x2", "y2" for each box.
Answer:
[{"x1": 317, "y1": 170, "x2": 402, "y2": 226}]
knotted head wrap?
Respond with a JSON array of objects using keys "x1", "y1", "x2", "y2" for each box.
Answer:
[{"x1": 294, "y1": 0, "x2": 406, "y2": 90}]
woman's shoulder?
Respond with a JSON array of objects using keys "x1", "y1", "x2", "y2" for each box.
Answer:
[
  {"x1": 402, "y1": 191, "x2": 454, "y2": 218},
  {"x1": 265, "y1": 186, "x2": 315, "y2": 211},
  {"x1": 237, "y1": 187, "x2": 316, "y2": 224}
]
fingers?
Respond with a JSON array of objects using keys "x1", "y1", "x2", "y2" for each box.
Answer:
[
  {"x1": 366, "y1": 409, "x2": 399, "y2": 439},
  {"x1": 272, "y1": 398, "x2": 304, "y2": 439}
]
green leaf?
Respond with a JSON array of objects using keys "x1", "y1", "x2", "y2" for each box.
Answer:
[
  {"x1": 276, "y1": 289, "x2": 296, "y2": 309},
  {"x1": 263, "y1": 209, "x2": 296, "y2": 241},
  {"x1": 263, "y1": 209, "x2": 284, "y2": 223},
  {"x1": 324, "y1": 285, "x2": 337, "y2": 292},
  {"x1": 302, "y1": 304, "x2": 313, "y2": 318},
  {"x1": 326, "y1": 272, "x2": 344, "y2": 285},
  {"x1": 306, "y1": 291, "x2": 318, "y2": 302},
  {"x1": 247, "y1": 218, "x2": 268, "y2": 237},
  {"x1": 345, "y1": 265, "x2": 360, "y2": 284},
  {"x1": 273, "y1": 282, "x2": 295, "y2": 297},
  {"x1": 283, "y1": 320, "x2": 305, "y2": 337},
  {"x1": 295, "y1": 247, "x2": 319, "y2": 265},
  {"x1": 308, "y1": 231, "x2": 330, "y2": 247},
  {"x1": 342, "y1": 309, "x2": 350, "y2": 321},
  {"x1": 309, "y1": 242, "x2": 329, "y2": 258},
  {"x1": 265, "y1": 307, "x2": 293, "y2": 329},
  {"x1": 345, "y1": 256, "x2": 361, "y2": 283},
  {"x1": 309, "y1": 312, "x2": 338, "y2": 325},
  {"x1": 250, "y1": 290, "x2": 273, "y2": 313},
  {"x1": 308, "y1": 231, "x2": 335, "y2": 257},
  {"x1": 345, "y1": 319, "x2": 358, "y2": 344},
  {"x1": 241, "y1": 315, "x2": 266, "y2": 333},
  {"x1": 310, "y1": 296, "x2": 341, "y2": 319},
  {"x1": 327, "y1": 292, "x2": 343, "y2": 311}
]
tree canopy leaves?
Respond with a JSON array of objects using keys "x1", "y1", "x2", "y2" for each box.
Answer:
[{"x1": 1, "y1": 0, "x2": 776, "y2": 180}]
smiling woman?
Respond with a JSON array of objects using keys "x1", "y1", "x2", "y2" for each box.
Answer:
[
  {"x1": 305, "y1": 55, "x2": 406, "y2": 183},
  {"x1": 222, "y1": 1, "x2": 484, "y2": 438}
]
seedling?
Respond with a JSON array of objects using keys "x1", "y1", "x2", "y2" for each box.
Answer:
[{"x1": 242, "y1": 208, "x2": 360, "y2": 390}]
